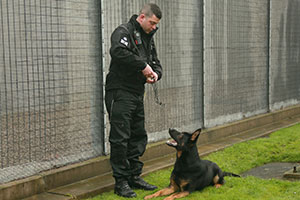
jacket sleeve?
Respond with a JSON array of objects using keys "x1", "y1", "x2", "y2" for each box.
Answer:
[
  {"x1": 150, "y1": 39, "x2": 163, "y2": 80},
  {"x1": 109, "y1": 26, "x2": 147, "y2": 72}
]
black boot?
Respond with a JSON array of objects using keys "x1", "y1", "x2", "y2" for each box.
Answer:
[
  {"x1": 114, "y1": 179, "x2": 137, "y2": 198},
  {"x1": 128, "y1": 176, "x2": 157, "y2": 190}
]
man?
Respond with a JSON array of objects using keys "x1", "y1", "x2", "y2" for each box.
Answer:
[{"x1": 104, "y1": 3, "x2": 163, "y2": 198}]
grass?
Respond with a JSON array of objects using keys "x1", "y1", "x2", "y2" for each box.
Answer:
[{"x1": 87, "y1": 123, "x2": 300, "y2": 200}]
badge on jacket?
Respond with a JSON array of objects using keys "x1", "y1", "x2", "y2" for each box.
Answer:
[
  {"x1": 134, "y1": 31, "x2": 142, "y2": 45},
  {"x1": 120, "y1": 37, "x2": 128, "y2": 46}
]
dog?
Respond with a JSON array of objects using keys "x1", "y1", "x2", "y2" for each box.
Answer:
[{"x1": 144, "y1": 128, "x2": 240, "y2": 200}]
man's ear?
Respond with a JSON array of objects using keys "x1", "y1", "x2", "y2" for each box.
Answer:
[
  {"x1": 140, "y1": 13, "x2": 146, "y2": 20},
  {"x1": 190, "y1": 128, "x2": 201, "y2": 142}
]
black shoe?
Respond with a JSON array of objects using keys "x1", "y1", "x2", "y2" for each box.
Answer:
[
  {"x1": 128, "y1": 176, "x2": 157, "y2": 191},
  {"x1": 114, "y1": 180, "x2": 137, "y2": 198}
]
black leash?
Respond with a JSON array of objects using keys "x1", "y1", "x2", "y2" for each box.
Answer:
[{"x1": 151, "y1": 83, "x2": 164, "y2": 106}]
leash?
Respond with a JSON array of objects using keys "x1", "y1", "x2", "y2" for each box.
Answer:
[{"x1": 151, "y1": 83, "x2": 164, "y2": 106}]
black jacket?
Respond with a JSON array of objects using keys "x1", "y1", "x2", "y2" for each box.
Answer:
[{"x1": 105, "y1": 15, "x2": 162, "y2": 95}]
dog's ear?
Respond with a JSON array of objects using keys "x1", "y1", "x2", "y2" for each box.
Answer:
[
  {"x1": 190, "y1": 128, "x2": 201, "y2": 142},
  {"x1": 169, "y1": 128, "x2": 176, "y2": 132}
]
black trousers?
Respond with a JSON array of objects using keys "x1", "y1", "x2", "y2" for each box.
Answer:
[{"x1": 105, "y1": 89, "x2": 147, "y2": 180}]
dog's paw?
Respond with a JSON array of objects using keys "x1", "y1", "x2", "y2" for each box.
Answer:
[
  {"x1": 163, "y1": 196, "x2": 175, "y2": 200},
  {"x1": 215, "y1": 183, "x2": 222, "y2": 188}
]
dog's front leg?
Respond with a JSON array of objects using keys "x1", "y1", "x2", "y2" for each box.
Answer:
[
  {"x1": 163, "y1": 191, "x2": 190, "y2": 200},
  {"x1": 144, "y1": 186, "x2": 177, "y2": 200}
]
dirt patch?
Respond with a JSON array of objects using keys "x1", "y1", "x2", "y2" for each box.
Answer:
[{"x1": 242, "y1": 162, "x2": 300, "y2": 181}]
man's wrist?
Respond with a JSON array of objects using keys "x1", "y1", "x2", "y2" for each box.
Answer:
[{"x1": 140, "y1": 63, "x2": 148, "y2": 70}]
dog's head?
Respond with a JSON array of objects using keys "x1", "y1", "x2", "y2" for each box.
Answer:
[{"x1": 166, "y1": 128, "x2": 201, "y2": 152}]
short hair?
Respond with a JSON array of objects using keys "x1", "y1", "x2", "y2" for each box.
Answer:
[{"x1": 140, "y1": 3, "x2": 162, "y2": 19}]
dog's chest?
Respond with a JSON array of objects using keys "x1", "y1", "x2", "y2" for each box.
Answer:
[
  {"x1": 173, "y1": 175, "x2": 190, "y2": 191},
  {"x1": 172, "y1": 167, "x2": 196, "y2": 191}
]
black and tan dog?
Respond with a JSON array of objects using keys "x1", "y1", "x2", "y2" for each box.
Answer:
[{"x1": 144, "y1": 128, "x2": 240, "y2": 200}]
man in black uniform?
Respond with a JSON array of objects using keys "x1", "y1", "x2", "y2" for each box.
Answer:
[{"x1": 104, "y1": 3, "x2": 163, "y2": 198}]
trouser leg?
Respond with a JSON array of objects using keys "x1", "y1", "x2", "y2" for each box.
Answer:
[
  {"x1": 105, "y1": 89, "x2": 146, "y2": 180},
  {"x1": 127, "y1": 95, "x2": 147, "y2": 177}
]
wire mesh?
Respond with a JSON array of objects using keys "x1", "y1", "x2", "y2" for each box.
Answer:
[
  {"x1": 0, "y1": 0, "x2": 103, "y2": 184},
  {"x1": 269, "y1": 0, "x2": 300, "y2": 110},
  {"x1": 204, "y1": 0, "x2": 269, "y2": 127},
  {"x1": 0, "y1": 0, "x2": 300, "y2": 186}
]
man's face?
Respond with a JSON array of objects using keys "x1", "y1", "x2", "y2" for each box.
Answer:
[{"x1": 140, "y1": 14, "x2": 160, "y2": 34}]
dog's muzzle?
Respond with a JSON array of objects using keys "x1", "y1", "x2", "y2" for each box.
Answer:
[{"x1": 166, "y1": 139, "x2": 177, "y2": 147}]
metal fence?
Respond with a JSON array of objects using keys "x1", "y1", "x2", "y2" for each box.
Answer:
[
  {"x1": 0, "y1": 0, "x2": 103, "y2": 183},
  {"x1": 269, "y1": 0, "x2": 300, "y2": 110},
  {"x1": 0, "y1": 0, "x2": 300, "y2": 184},
  {"x1": 204, "y1": 0, "x2": 270, "y2": 127}
]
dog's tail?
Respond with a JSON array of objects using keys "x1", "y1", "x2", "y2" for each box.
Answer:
[{"x1": 223, "y1": 172, "x2": 241, "y2": 178}]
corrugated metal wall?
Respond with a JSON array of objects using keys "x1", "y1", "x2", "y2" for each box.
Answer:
[{"x1": 0, "y1": 0, "x2": 103, "y2": 183}]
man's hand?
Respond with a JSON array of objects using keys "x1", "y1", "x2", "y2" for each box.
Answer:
[
  {"x1": 143, "y1": 64, "x2": 158, "y2": 84},
  {"x1": 142, "y1": 64, "x2": 154, "y2": 77},
  {"x1": 146, "y1": 72, "x2": 158, "y2": 84}
]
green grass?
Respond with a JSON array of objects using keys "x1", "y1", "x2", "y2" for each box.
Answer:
[{"x1": 87, "y1": 123, "x2": 300, "y2": 200}]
